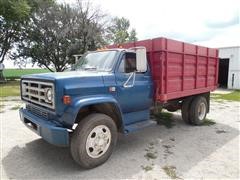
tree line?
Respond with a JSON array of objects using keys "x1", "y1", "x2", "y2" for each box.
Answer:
[{"x1": 0, "y1": 0, "x2": 137, "y2": 72}]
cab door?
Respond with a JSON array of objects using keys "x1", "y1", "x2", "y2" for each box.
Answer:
[{"x1": 115, "y1": 52, "x2": 153, "y2": 116}]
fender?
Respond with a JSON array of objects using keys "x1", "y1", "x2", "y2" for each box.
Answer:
[{"x1": 59, "y1": 95, "x2": 124, "y2": 129}]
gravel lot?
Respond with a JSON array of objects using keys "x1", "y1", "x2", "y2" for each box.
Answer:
[{"x1": 1, "y1": 97, "x2": 239, "y2": 179}]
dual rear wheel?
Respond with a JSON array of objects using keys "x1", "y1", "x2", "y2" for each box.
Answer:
[{"x1": 181, "y1": 96, "x2": 208, "y2": 125}]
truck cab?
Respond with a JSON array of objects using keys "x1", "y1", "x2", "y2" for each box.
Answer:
[{"x1": 19, "y1": 47, "x2": 154, "y2": 168}]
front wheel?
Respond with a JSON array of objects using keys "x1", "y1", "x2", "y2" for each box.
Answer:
[{"x1": 70, "y1": 113, "x2": 117, "y2": 169}]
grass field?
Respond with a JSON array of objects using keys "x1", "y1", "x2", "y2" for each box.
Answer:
[
  {"x1": 3, "y1": 68, "x2": 50, "y2": 79},
  {"x1": 0, "y1": 81, "x2": 20, "y2": 97},
  {"x1": 0, "y1": 68, "x2": 50, "y2": 97},
  {"x1": 211, "y1": 90, "x2": 240, "y2": 102}
]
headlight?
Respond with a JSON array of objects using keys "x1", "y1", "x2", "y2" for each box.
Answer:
[{"x1": 45, "y1": 88, "x2": 53, "y2": 102}]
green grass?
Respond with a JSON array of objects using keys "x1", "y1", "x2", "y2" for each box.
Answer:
[
  {"x1": 141, "y1": 165, "x2": 153, "y2": 172},
  {"x1": 0, "y1": 102, "x2": 5, "y2": 113},
  {"x1": 0, "y1": 104, "x2": 5, "y2": 110},
  {"x1": 1, "y1": 68, "x2": 51, "y2": 97},
  {"x1": 10, "y1": 105, "x2": 22, "y2": 110},
  {"x1": 162, "y1": 166, "x2": 180, "y2": 179},
  {"x1": 211, "y1": 90, "x2": 240, "y2": 102},
  {"x1": 201, "y1": 118, "x2": 216, "y2": 126},
  {"x1": 3, "y1": 68, "x2": 50, "y2": 79},
  {"x1": 0, "y1": 81, "x2": 20, "y2": 97},
  {"x1": 154, "y1": 112, "x2": 174, "y2": 128},
  {"x1": 144, "y1": 142, "x2": 158, "y2": 160},
  {"x1": 145, "y1": 152, "x2": 157, "y2": 160}
]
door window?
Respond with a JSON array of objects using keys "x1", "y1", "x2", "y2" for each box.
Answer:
[{"x1": 118, "y1": 52, "x2": 136, "y2": 73}]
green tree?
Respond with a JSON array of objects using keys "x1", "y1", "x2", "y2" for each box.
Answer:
[
  {"x1": 15, "y1": 1, "x2": 107, "y2": 72},
  {"x1": 129, "y1": 28, "x2": 137, "y2": 42},
  {"x1": 0, "y1": 0, "x2": 31, "y2": 64},
  {"x1": 107, "y1": 17, "x2": 137, "y2": 44}
]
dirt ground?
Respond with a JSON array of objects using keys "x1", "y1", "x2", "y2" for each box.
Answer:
[{"x1": 0, "y1": 97, "x2": 239, "y2": 179}]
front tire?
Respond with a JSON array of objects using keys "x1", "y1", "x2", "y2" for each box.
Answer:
[{"x1": 70, "y1": 113, "x2": 117, "y2": 169}]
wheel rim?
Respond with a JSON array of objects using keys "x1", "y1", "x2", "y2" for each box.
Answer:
[
  {"x1": 198, "y1": 102, "x2": 206, "y2": 121},
  {"x1": 86, "y1": 125, "x2": 111, "y2": 158}
]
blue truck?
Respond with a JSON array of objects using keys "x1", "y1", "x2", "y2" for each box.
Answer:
[{"x1": 19, "y1": 38, "x2": 218, "y2": 168}]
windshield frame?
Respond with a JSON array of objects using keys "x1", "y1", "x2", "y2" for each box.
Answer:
[{"x1": 74, "y1": 50, "x2": 120, "y2": 72}]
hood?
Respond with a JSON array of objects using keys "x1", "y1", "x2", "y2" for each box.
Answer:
[
  {"x1": 21, "y1": 70, "x2": 115, "y2": 96},
  {"x1": 22, "y1": 71, "x2": 110, "y2": 81},
  {"x1": 21, "y1": 71, "x2": 115, "y2": 115}
]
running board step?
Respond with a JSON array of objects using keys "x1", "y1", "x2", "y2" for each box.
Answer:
[{"x1": 124, "y1": 120, "x2": 156, "y2": 133}]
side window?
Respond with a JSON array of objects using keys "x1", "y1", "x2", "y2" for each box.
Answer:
[
  {"x1": 125, "y1": 53, "x2": 136, "y2": 73},
  {"x1": 118, "y1": 52, "x2": 137, "y2": 73}
]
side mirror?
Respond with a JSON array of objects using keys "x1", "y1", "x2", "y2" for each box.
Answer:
[
  {"x1": 72, "y1": 54, "x2": 83, "y2": 71},
  {"x1": 136, "y1": 48, "x2": 147, "y2": 72}
]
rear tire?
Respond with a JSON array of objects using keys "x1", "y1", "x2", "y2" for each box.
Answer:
[
  {"x1": 70, "y1": 113, "x2": 117, "y2": 169},
  {"x1": 189, "y1": 96, "x2": 208, "y2": 125},
  {"x1": 181, "y1": 98, "x2": 192, "y2": 124}
]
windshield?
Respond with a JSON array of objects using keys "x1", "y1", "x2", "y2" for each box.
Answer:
[{"x1": 74, "y1": 50, "x2": 118, "y2": 71}]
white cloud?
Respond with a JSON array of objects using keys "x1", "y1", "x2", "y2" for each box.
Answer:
[
  {"x1": 194, "y1": 25, "x2": 240, "y2": 48},
  {"x1": 61, "y1": 0, "x2": 239, "y2": 46}
]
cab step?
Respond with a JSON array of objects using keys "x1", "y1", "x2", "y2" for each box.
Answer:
[{"x1": 124, "y1": 120, "x2": 156, "y2": 133}]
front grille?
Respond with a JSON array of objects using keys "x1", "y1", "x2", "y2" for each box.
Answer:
[
  {"x1": 21, "y1": 80, "x2": 55, "y2": 109},
  {"x1": 26, "y1": 104, "x2": 49, "y2": 119}
]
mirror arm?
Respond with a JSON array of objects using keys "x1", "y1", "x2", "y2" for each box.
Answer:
[{"x1": 123, "y1": 72, "x2": 136, "y2": 88}]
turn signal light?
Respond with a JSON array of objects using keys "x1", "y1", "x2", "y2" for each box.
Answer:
[{"x1": 63, "y1": 95, "x2": 71, "y2": 105}]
